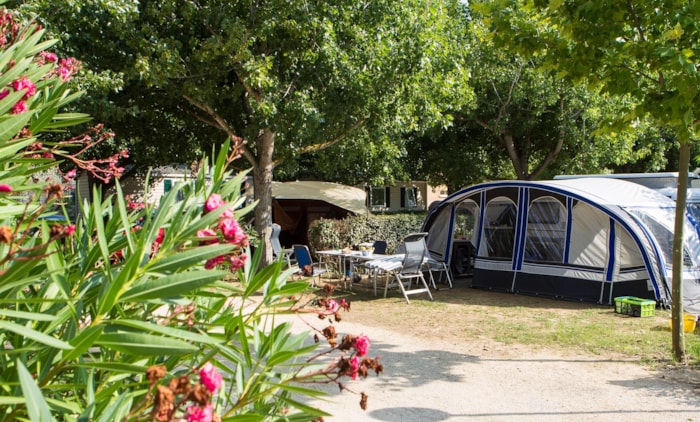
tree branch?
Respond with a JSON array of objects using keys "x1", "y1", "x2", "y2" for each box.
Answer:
[
  {"x1": 272, "y1": 117, "x2": 367, "y2": 167},
  {"x1": 182, "y1": 94, "x2": 256, "y2": 166}
]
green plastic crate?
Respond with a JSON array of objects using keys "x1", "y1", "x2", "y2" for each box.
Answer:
[
  {"x1": 626, "y1": 297, "x2": 656, "y2": 317},
  {"x1": 614, "y1": 296, "x2": 635, "y2": 315},
  {"x1": 614, "y1": 296, "x2": 655, "y2": 317}
]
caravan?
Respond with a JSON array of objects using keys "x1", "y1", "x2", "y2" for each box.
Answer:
[{"x1": 422, "y1": 178, "x2": 700, "y2": 314}]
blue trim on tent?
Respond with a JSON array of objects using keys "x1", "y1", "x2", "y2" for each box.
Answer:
[
  {"x1": 431, "y1": 180, "x2": 664, "y2": 296},
  {"x1": 476, "y1": 191, "x2": 486, "y2": 255},
  {"x1": 513, "y1": 187, "x2": 528, "y2": 271},
  {"x1": 444, "y1": 204, "x2": 456, "y2": 266},
  {"x1": 564, "y1": 197, "x2": 573, "y2": 263},
  {"x1": 606, "y1": 219, "x2": 616, "y2": 282}
]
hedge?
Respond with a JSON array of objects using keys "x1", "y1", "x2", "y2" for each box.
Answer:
[{"x1": 307, "y1": 213, "x2": 427, "y2": 255}]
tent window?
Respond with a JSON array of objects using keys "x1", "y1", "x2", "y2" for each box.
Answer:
[
  {"x1": 454, "y1": 201, "x2": 478, "y2": 241},
  {"x1": 525, "y1": 198, "x2": 565, "y2": 263},
  {"x1": 484, "y1": 198, "x2": 517, "y2": 259}
]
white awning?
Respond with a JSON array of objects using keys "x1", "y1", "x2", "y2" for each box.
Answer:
[{"x1": 271, "y1": 181, "x2": 368, "y2": 215}]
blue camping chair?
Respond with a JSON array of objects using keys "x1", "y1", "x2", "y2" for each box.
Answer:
[{"x1": 292, "y1": 244, "x2": 328, "y2": 286}]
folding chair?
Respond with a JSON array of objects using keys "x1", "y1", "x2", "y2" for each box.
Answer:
[
  {"x1": 385, "y1": 233, "x2": 433, "y2": 304},
  {"x1": 292, "y1": 244, "x2": 327, "y2": 287},
  {"x1": 270, "y1": 223, "x2": 294, "y2": 266},
  {"x1": 423, "y1": 251, "x2": 453, "y2": 289}
]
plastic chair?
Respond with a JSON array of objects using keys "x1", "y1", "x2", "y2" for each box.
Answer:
[
  {"x1": 292, "y1": 244, "x2": 328, "y2": 286},
  {"x1": 423, "y1": 250, "x2": 453, "y2": 289},
  {"x1": 270, "y1": 223, "x2": 293, "y2": 266},
  {"x1": 385, "y1": 233, "x2": 433, "y2": 304}
]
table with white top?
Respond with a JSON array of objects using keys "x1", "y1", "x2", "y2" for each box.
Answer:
[{"x1": 316, "y1": 249, "x2": 388, "y2": 289}]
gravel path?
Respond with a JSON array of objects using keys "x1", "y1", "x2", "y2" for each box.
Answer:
[{"x1": 292, "y1": 316, "x2": 700, "y2": 422}]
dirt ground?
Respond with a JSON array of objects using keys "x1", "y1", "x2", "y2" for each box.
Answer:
[{"x1": 289, "y1": 275, "x2": 700, "y2": 422}]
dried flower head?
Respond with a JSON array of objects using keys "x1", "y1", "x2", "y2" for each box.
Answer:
[
  {"x1": 0, "y1": 226, "x2": 11, "y2": 243},
  {"x1": 44, "y1": 183, "x2": 63, "y2": 200},
  {"x1": 146, "y1": 365, "x2": 167, "y2": 385}
]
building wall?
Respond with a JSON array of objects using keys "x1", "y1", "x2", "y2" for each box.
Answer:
[{"x1": 364, "y1": 181, "x2": 448, "y2": 212}]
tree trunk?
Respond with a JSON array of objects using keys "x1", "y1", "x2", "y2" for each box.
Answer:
[
  {"x1": 671, "y1": 142, "x2": 689, "y2": 362},
  {"x1": 253, "y1": 127, "x2": 276, "y2": 265}
]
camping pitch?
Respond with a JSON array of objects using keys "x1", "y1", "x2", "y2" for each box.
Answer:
[{"x1": 422, "y1": 178, "x2": 700, "y2": 315}]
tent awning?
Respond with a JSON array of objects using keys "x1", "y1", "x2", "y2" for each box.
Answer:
[{"x1": 271, "y1": 181, "x2": 367, "y2": 215}]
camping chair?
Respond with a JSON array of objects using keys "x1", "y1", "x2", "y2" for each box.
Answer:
[
  {"x1": 270, "y1": 223, "x2": 294, "y2": 266},
  {"x1": 292, "y1": 244, "x2": 328, "y2": 287},
  {"x1": 384, "y1": 233, "x2": 434, "y2": 304},
  {"x1": 423, "y1": 250, "x2": 453, "y2": 289}
]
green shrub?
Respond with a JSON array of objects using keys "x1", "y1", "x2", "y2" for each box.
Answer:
[
  {"x1": 308, "y1": 213, "x2": 426, "y2": 254},
  {"x1": 0, "y1": 12, "x2": 379, "y2": 421}
]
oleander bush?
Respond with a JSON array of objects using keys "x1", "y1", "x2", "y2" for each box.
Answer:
[{"x1": 0, "y1": 10, "x2": 380, "y2": 422}]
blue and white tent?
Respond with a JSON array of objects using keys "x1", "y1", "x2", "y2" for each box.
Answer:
[{"x1": 422, "y1": 178, "x2": 700, "y2": 314}]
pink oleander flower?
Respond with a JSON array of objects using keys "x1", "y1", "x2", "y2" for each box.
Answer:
[
  {"x1": 0, "y1": 184, "x2": 11, "y2": 193},
  {"x1": 219, "y1": 218, "x2": 246, "y2": 245},
  {"x1": 197, "y1": 228, "x2": 219, "y2": 245},
  {"x1": 154, "y1": 228, "x2": 165, "y2": 245},
  {"x1": 229, "y1": 253, "x2": 247, "y2": 271},
  {"x1": 349, "y1": 355, "x2": 361, "y2": 380},
  {"x1": 0, "y1": 88, "x2": 9, "y2": 100},
  {"x1": 186, "y1": 403, "x2": 213, "y2": 422},
  {"x1": 38, "y1": 51, "x2": 57, "y2": 64},
  {"x1": 204, "y1": 193, "x2": 225, "y2": 214},
  {"x1": 64, "y1": 169, "x2": 77, "y2": 180},
  {"x1": 199, "y1": 362, "x2": 223, "y2": 393},
  {"x1": 65, "y1": 224, "x2": 76, "y2": 236},
  {"x1": 354, "y1": 335, "x2": 370, "y2": 357},
  {"x1": 326, "y1": 299, "x2": 340, "y2": 315},
  {"x1": 11, "y1": 100, "x2": 27, "y2": 114},
  {"x1": 204, "y1": 255, "x2": 226, "y2": 270},
  {"x1": 56, "y1": 57, "x2": 81, "y2": 81},
  {"x1": 12, "y1": 76, "x2": 36, "y2": 99}
]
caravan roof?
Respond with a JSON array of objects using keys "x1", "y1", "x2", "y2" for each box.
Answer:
[{"x1": 553, "y1": 172, "x2": 700, "y2": 189}]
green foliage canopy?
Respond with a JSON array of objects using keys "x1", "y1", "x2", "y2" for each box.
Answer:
[{"x1": 22, "y1": 0, "x2": 473, "y2": 257}]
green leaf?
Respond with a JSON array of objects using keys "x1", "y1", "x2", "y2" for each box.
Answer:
[
  {"x1": 17, "y1": 360, "x2": 56, "y2": 422},
  {"x1": 0, "y1": 320, "x2": 73, "y2": 350},
  {"x1": 108, "y1": 319, "x2": 223, "y2": 345},
  {"x1": 42, "y1": 113, "x2": 92, "y2": 129},
  {"x1": 0, "y1": 90, "x2": 28, "y2": 116},
  {"x1": 28, "y1": 101, "x2": 58, "y2": 133},
  {"x1": 96, "y1": 393, "x2": 131, "y2": 422},
  {"x1": 0, "y1": 309, "x2": 56, "y2": 321},
  {"x1": 0, "y1": 396, "x2": 25, "y2": 405},
  {"x1": 119, "y1": 269, "x2": 228, "y2": 302},
  {"x1": 146, "y1": 243, "x2": 237, "y2": 273},
  {"x1": 62, "y1": 326, "x2": 105, "y2": 361},
  {"x1": 96, "y1": 332, "x2": 198, "y2": 355},
  {"x1": 73, "y1": 362, "x2": 151, "y2": 374},
  {"x1": 0, "y1": 113, "x2": 33, "y2": 144}
]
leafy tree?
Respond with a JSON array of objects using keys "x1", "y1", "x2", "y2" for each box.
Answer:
[
  {"x1": 408, "y1": 14, "x2": 660, "y2": 189},
  {"x1": 19, "y1": 0, "x2": 473, "y2": 260},
  {"x1": 475, "y1": 0, "x2": 700, "y2": 361}
]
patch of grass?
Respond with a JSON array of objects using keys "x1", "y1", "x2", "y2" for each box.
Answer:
[{"x1": 314, "y1": 279, "x2": 700, "y2": 366}]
